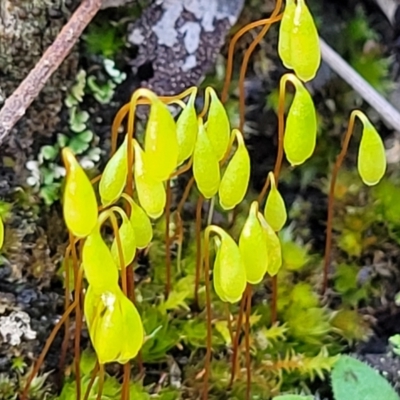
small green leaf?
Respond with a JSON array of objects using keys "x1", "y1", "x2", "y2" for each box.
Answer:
[
  {"x1": 0, "y1": 216, "x2": 4, "y2": 250},
  {"x1": 218, "y1": 129, "x2": 250, "y2": 210},
  {"x1": 40, "y1": 145, "x2": 59, "y2": 161},
  {"x1": 264, "y1": 172, "x2": 287, "y2": 232},
  {"x1": 206, "y1": 87, "x2": 230, "y2": 161},
  {"x1": 193, "y1": 119, "x2": 221, "y2": 199},
  {"x1": 332, "y1": 356, "x2": 399, "y2": 400},
  {"x1": 69, "y1": 107, "x2": 89, "y2": 133},
  {"x1": 284, "y1": 76, "x2": 317, "y2": 166},
  {"x1": 357, "y1": 118, "x2": 386, "y2": 186}
]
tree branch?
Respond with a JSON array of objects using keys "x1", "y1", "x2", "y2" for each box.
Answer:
[{"x1": 0, "y1": 0, "x2": 102, "y2": 145}]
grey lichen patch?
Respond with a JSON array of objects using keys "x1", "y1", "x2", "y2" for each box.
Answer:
[
  {"x1": 0, "y1": 311, "x2": 36, "y2": 346},
  {"x1": 127, "y1": 0, "x2": 245, "y2": 96}
]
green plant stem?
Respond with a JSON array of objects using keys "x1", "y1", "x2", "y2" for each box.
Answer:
[
  {"x1": 225, "y1": 303, "x2": 234, "y2": 344},
  {"x1": 194, "y1": 195, "x2": 204, "y2": 309},
  {"x1": 322, "y1": 111, "x2": 358, "y2": 294},
  {"x1": 245, "y1": 284, "x2": 252, "y2": 400},
  {"x1": 271, "y1": 275, "x2": 278, "y2": 323},
  {"x1": 122, "y1": 363, "x2": 130, "y2": 400},
  {"x1": 165, "y1": 180, "x2": 172, "y2": 298}
]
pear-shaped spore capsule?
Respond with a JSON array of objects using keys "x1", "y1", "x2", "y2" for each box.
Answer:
[
  {"x1": 290, "y1": 0, "x2": 321, "y2": 82},
  {"x1": 193, "y1": 119, "x2": 221, "y2": 199},
  {"x1": 99, "y1": 135, "x2": 129, "y2": 206},
  {"x1": 264, "y1": 172, "x2": 287, "y2": 232},
  {"x1": 82, "y1": 224, "x2": 119, "y2": 289},
  {"x1": 144, "y1": 98, "x2": 178, "y2": 181},
  {"x1": 213, "y1": 230, "x2": 246, "y2": 303},
  {"x1": 219, "y1": 130, "x2": 251, "y2": 210},
  {"x1": 134, "y1": 141, "x2": 166, "y2": 219},
  {"x1": 206, "y1": 88, "x2": 230, "y2": 161},
  {"x1": 84, "y1": 285, "x2": 144, "y2": 365},
  {"x1": 259, "y1": 214, "x2": 282, "y2": 277},
  {"x1": 176, "y1": 92, "x2": 198, "y2": 165},
  {"x1": 239, "y1": 202, "x2": 268, "y2": 285},
  {"x1": 278, "y1": 0, "x2": 296, "y2": 69},
  {"x1": 357, "y1": 119, "x2": 387, "y2": 186},
  {"x1": 62, "y1": 148, "x2": 98, "y2": 238},
  {"x1": 130, "y1": 200, "x2": 153, "y2": 249},
  {"x1": 284, "y1": 77, "x2": 317, "y2": 166},
  {"x1": 0, "y1": 216, "x2": 4, "y2": 250},
  {"x1": 111, "y1": 210, "x2": 136, "y2": 268}
]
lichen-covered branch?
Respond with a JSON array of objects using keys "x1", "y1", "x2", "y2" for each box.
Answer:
[{"x1": 0, "y1": 0, "x2": 102, "y2": 145}]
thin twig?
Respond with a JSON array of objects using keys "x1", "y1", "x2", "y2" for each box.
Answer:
[
  {"x1": 320, "y1": 37, "x2": 400, "y2": 131},
  {"x1": 0, "y1": 0, "x2": 102, "y2": 145}
]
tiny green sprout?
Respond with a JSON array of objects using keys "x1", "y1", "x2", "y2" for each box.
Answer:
[
  {"x1": 218, "y1": 129, "x2": 251, "y2": 210},
  {"x1": 0, "y1": 215, "x2": 4, "y2": 250},
  {"x1": 278, "y1": 0, "x2": 321, "y2": 81},
  {"x1": 82, "y1": 222, "x2": 119, "y2": 289},
  {"x1": 61, "y1": 147, "x2": 98, "y2": 238},
  {"x1": 193, "y1": 118, "x2": 221, "y2": 199},
  {"x1": 144, "y1": 96, "x2": 179, "y2": 181},
  {"x1": 282, "y1": 73, "x2": 317, "y2": 166},
  {"x1": 207, "y1": 225, "x2": 246, "y2": 303},
  {"x1": 99, "y1": 134, "x2": 129, "y2": 206},
  {"x1": 264, "y1": 172, "x2": 287, "y2": 232},
  {"x1": 239, "y1": 202, "x2": 268, "y2": 284},
  {"x1": 84, "y1": 284, "x2": 144, "y2": 365},
  {"x1": 205, "y1": 87, "x2": 231, "y2": 161},
  {"x1": 122, "y1": 195, "x2": 153, "y2": 249},
  {"x1": 356, "y1": 113, "x2": 387, "y2": 186},
  {"x1": 176, "y1": 88, "x2": 198, "y2": 165},
  {"x1": 110, "y1": 207, "x2": 136, "y2": 268},
  {"x1": 133, "y1": 140, "x2": 166, "y2": 219},
  {"x1": 259, "y1": 212, "x2": 282, "y2": 276}
]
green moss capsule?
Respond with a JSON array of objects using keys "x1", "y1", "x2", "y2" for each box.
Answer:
[
  {"x1": 62, "y1": 148, "x2": 98, "y2": 238},
  {"x1": 134, "y1": 141, "x2": 166, "y2": 219},
  {"x1": 144, "y1": 98, "x2": 178, "y2": 181},
  {"x1": 239, "y1": 202, "x2": 268, "y2": 285},
  {"x1": 0, "y1": 216, "x2": 3, "y2": 250},
  {"x1": 278, "y1": 0, "x2": 296, "y2": 69},
  {"x1": 111, "y1": 209, "x2": 136, "y2": 268},
  {"x1": 206, "y1": 88, "x2": 230, "y2": 161},
  {"x1": 219, "y1": 130, "x2": 251, "y2": 210},
  {"x1": 82, "y1": 224, "x2": 119, "y2": 289},
  {"x1": 84, "y1": 285, "x2": 144, "y2": 365},
  {"x1": 213, "y1": 229, "x2": 246, "y2": 303},
  {"x1": 130, "y1": 200, "x2": 153, "y2": 249},
  {"x1": 99, "y1": 135, "x2": 129, "y2": 206},
  {"x1": 259, "y1": 213, "x2": 282, "y2": 277},
  {"x1": 176, "y1": 91, "x2": 198, "y2": 165},
  {"x1": 264, "y1": 172, "x2": 287, "y2": 232},
  {"x1": 290, "y1": 0, "x2": 321, "y2": 82},
  {"x1": 193, "y1": 119, "x2": 221, "y2": 199},
  {"x1": 283, "y1": 76, "x2": 317, "y2": 166},
  {"x1": 357, "y1": 117, "x2": 387, "y2": 186}
]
